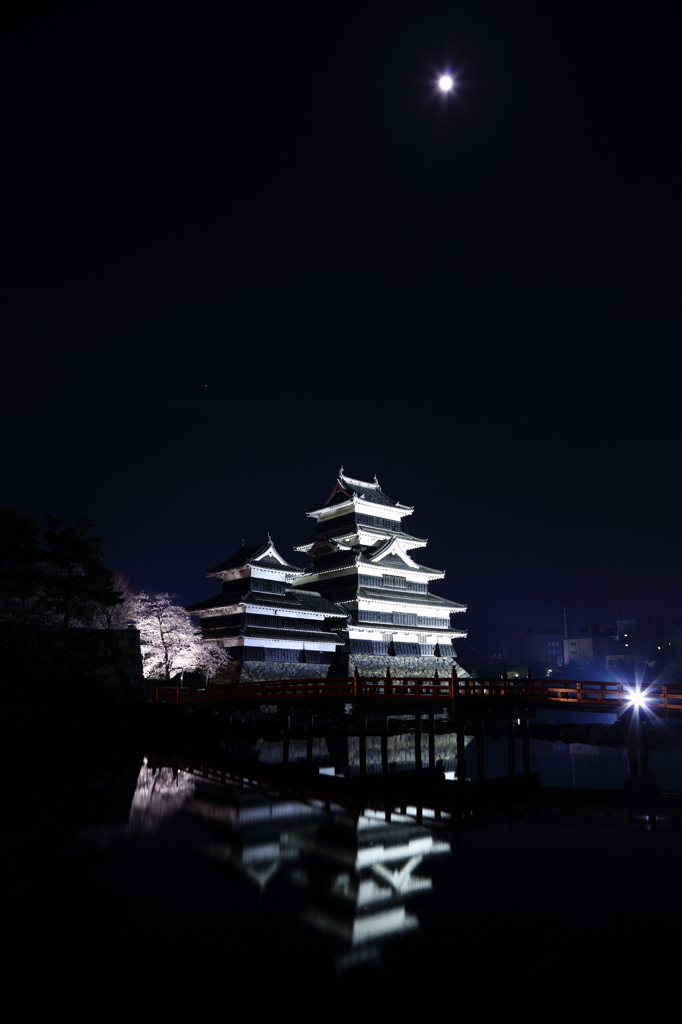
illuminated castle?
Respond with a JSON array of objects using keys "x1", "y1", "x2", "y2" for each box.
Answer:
[
  {"x1": 187, "y1": 470, "x2": 467, "y2": 681},
  {"x1": 293, "y1": 470, "x2": 467, "y2": 678},
  {"x1": 185, "y1": 537, "x2": 347, "y2": 680}
]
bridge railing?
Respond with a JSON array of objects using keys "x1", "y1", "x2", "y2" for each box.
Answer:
[
  {"x1": 154, "y1": 677, "x2": 355, "y2": 704},
  {"x1": 153, "y1": 674, "x2": 682, "y2": 709},
  {"x1": 354, "y1": 675, "x2": 453, "y2": 699}
]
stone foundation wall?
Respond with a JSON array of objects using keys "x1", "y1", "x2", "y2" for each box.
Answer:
[
  {"x1": 0, "y1": 623, "x2": 144, "y2": 685},
  {"x1": 235, "y1": 660, "x2": 333, "y2": 683},
  {"x1": 211, "y1": 651, "x2": 470, "y2": 685},
  {"x1": 84, "y1": 628, "x2": 144, "y2": 685},
  {"x1": 329, "y1": 653, "x2": 470, "y2": 680}
]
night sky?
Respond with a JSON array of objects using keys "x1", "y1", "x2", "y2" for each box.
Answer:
[{"x1": 2, "y1": 2, "x2": 678, "y2": 656}]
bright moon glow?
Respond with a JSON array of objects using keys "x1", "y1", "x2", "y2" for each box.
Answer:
[{"x1": 438, "y1": 74, "x2": 454, "y2": 92}]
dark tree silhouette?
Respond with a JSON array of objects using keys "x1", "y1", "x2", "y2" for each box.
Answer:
[
  {"x1": 41, "y1": 516, "x2": 122, "y2": 629},
  {"x1": 0, "y1": 505, "x2": 42, "y2": 624}
]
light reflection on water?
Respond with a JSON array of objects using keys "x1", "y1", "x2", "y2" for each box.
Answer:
[
  {"x1": 126, "y1": 755, "x2": 452, "y2": 974},
  {"x1": 128, "y1": 761, "x2": 196, "y2": 833},
  {"x1": 6, "y1": 708, "x2": 682, "y2": 1010}
]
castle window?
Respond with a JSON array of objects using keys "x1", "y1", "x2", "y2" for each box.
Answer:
[
  {"x1": 406, "y1": 580, "x2": 428, "y2": 593},
  {"x1": 394, "y1": 642, "x2": 421, "y2": 656},
  {"x1": 251, "y1": 578, "x2": 286, "y2": 595},
  {"x1": 393, "y1": 612, "x2": 417, "y2": 626},
  {"x1": 356, "y1": 513, "x2": 402, "y2": 532},
  {"x1": 263, "y1": 647, "x2": 303, "y2": 662},
  {"x1": 350, "y1": 639, "x2": 374, "y2": 654},
  {"x1": 358, "y1": 609, "x2": 394, "y2": 624}
]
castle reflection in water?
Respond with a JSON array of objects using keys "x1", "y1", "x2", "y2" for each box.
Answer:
[{"x1": 130, "y1": 752, "x2": 451, "y2": 974}]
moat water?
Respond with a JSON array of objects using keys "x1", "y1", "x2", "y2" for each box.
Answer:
[{"x1": 4, "y1": 705, "x2": 682, "y2": 1013}]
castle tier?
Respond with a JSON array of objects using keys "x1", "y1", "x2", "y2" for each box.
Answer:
[
  {"x1": 292, "y1": 470, "x2": 467, "y2": 677},
  {"x1": 186, "y1": 538, "x2": 347, "y2": 681}
]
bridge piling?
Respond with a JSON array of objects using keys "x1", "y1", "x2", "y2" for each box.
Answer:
[
  {"x1": 507, "y1": 719, "x2": 516, "y2": 777},
  {"x1": 306, "y1": 714, "x2": 314, "y2": 763},
  {"x1": 282, "y1": 705, "x2": 290, "y2": 765},
  {"x1": 456, "y1": 720, "x2": 466, "y2": 781},
  {"x1": 628, "y1": 729, "x2": 639, "y2": 781},
  {"x1": 359, "y1": 716, "x2": 367, "y2": 777},
  {"x1": 415, "y1": 713, "x2": 422, "y2": 771},
  {"x1": 477, "y1": 721, "x2": 485, "y2": 781},
  {"x1": 522, "y1": 717, "x2": 530, "y2": 775},
  {"x1": 381, "y1": 716, "x2": 389, "y2": 774},
  {"x1": 639, "y1": 718, "x2": 651, "y2": 778}
]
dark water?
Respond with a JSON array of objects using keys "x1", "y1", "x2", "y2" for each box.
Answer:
[{"x1": 4, "y1": 705, "x2": 682, "y2": 1012}]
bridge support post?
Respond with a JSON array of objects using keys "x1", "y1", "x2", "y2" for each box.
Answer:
[
  {"x1": 628, "y1": 727, "x2": 639, "y2": 781},
  {"x1": 283, "y1": 705, "x2": 290, "y2": 765},
  {"x1": 306, "y1": 714, "x2": 314, "y2": 763},
  {"x1": 359, "y1": 716, "x2": 367, "y2": 777},
  {"x1": 639, "y1": 717, "x2": 650, "y2": 778},
  {"x1": 522, "y1": 716, "x2": 530, "y2": 775},
  {"x1": 175, "y1": 685, "x2": 181, "y2": 704},
  {"x1": 477, "y1": 721, "x2": 485, "y2": 781},
  {"x1": 428, "y1": 712, "x2": 435, "y2": 769},
  {"x1": 415, "y1": 712, "x2": 422, "y2": 770},
  {"x1": 507, "y1": 719, "x2": 515, "y2": 777},
  {"x1": 381, "y1": 715, "x2": 389, "y2": 774},
  {"x1": 456, "y1": 719, "x2": 466, "y2": 781}
]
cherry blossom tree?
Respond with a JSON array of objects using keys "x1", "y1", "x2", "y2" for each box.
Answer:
[
  {"x1": 132, "y1": 592, "x2": 202, "y2": 680},
  {"x1": 192, "y1": 641, "x2": 235, "y2": 683}
]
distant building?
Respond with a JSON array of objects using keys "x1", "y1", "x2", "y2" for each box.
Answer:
[
  {"x1": 505, "y1": 626, "x2": 529, "y2": 666},
  {"x1": 503, "y1": 626, "x2": 564, "y2": 670},
  {"x1": 526, "y1": 633, "x2": 564, "y2": 669},
  {"x1": 563, "y1": 622, "x2": 618, "y2": 668}
]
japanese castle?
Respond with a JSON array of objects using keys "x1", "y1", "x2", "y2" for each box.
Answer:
[{"x1": 187, "y1": 470, "x2": 467, "y2": 680}]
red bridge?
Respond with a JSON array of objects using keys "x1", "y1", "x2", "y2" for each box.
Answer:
[{"x1": 154, "y1": 671, "x2": 682, "y2": 714}]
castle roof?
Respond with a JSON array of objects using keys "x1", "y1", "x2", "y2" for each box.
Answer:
[
  {"x1": 186, "y1": 586, "x2": 347, "y2": 617},
  {"x1": 347, "y1": 614, "x2": 463, "y2": 636},
  {"x1": 299, "y1": 544, "x2": 444, "y2": 578},
  {"x1": 293, "y1": 523, "x2": 427, "y2": 553},
  {"x1": 306, "y1": 469, "x2": 414, "y2": 517},
  {"x1": 241, "y1": 625, "x2": 345, "y2": 645},
  {"x1": 205, "y1": 538, "x2": 303, "y2": 577},
  {"x1": 318, "y1": 584, "x2": 466, "y2": 613}
]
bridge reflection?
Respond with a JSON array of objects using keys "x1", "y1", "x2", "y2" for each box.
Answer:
[
  {"x1": 131, "y1": 755, "x2": 451, "y2": 972},
  {"x1": 136, "y1": 700, "x2": 682, "y2": 971}
]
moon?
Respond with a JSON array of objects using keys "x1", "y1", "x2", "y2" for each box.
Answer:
[{"x1": 438, "y1": 74, "x2": 454, "y2": 93}]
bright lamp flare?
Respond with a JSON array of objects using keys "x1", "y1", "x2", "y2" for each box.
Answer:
[
  {"x1": 438, "y1": 74, "x2": 454, "y2": 93},
  {"x1": 628, "y1": 688, "x2": 647, "y2": 708}
]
